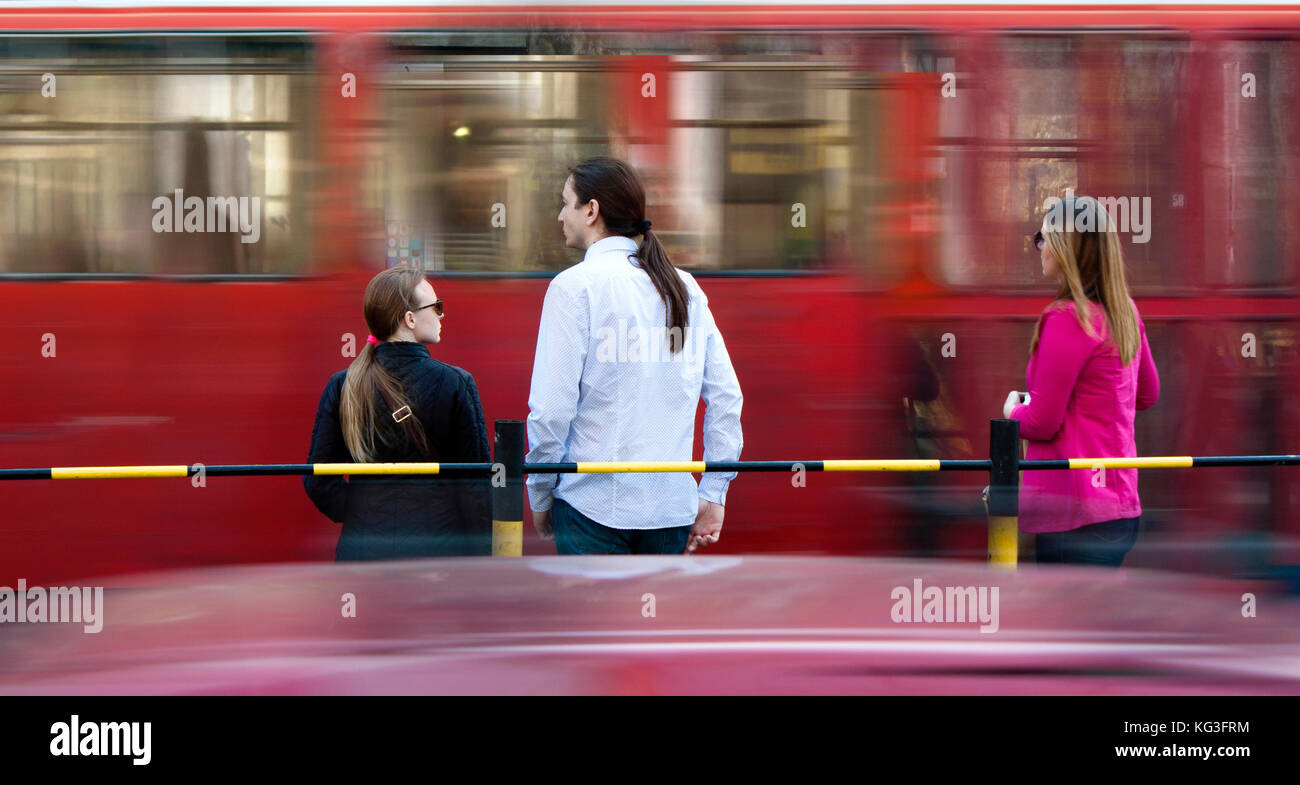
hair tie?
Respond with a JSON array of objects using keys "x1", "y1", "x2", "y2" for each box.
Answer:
[
  {"x1": 366, "y1": 334, "x2": 380, "y2": 346},
  {"x1": 637, "y1": 219, "x2": 652, "y2": 234}
]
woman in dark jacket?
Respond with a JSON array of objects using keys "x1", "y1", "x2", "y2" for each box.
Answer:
[{"x1": 304, "y1": 265, "x2": 492, "y2": 559}]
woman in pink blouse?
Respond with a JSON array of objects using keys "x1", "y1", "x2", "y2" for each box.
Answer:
[{"x1": 1002, "y1": 196, "x2": 1160, "y2": 567}]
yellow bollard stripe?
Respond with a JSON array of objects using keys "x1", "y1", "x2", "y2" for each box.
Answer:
[
  {"x1": 1066, "y1": 457, "x2": 1194, "y2": 469},
  {"x1": 987, "y1": 515, "x2": 1019, "y2": 569},
  {"x1": 823, "y1": 460, "x2": 942, "y2": 471},
  {"x1": 575, "y1": 461, "x2": 707, "y2": 473},
  {"x1": 493, "y1": 520, "x2": 523, "y2": 557},
  {"x1": 50, "y1": 465, "x2": 190, "y2": 479},
  {"x1": 312, "y1": 463, "x2": 442, "y2": 475}
]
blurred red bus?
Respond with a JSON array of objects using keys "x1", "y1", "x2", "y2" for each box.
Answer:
[{"x1": 0, "y1": 3, "x2": 1297, "y2": 583}]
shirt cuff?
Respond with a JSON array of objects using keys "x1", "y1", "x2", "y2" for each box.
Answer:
[
  {"x1": 527, "y1": 483, "x2": 554, "y2": 514},
  {"x1": 698, "y1": 476, "x2": 730, "y2": 506}
]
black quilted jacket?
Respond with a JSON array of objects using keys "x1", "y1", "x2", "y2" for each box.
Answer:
[{"x1": 303, "y1": 341, "x2": 492, "y2": 559}]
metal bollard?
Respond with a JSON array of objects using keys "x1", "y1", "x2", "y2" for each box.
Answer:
[
  {"x1": 492, "y1": 420, "x2": 525, "y2": 556},
  {"x1": 987, "y1": 418, "x2": 1020, "y2": 568}
]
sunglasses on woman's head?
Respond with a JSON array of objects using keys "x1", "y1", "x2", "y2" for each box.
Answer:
[
  {"x1": 412, "y1": 299, "x2": 443, "y2": 317},
  {"x1": 1033, "y1": 231, "x2": 1045, "y2": 249}
]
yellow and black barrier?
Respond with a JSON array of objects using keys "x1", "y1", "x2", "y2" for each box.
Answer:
[
  {"x1": 986, "y1": 420, "x2": 1020, "y2": 569},
  {"x1": 492, "y1": 421, "x2": 525, "y2": 557},
  {"x1": 4, "y1": 417, "x2": 1299, "y2": 565},
  {"x1": 8, "y1": 455, "x2": 1299, "y2": 482}
]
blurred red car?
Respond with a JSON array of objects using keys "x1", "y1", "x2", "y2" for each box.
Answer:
[{"x1": 0, "y1": 557, "x2": 1294, "y2": 695}]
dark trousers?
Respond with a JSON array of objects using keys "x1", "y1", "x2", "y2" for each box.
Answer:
[
  {"x1": 552, "y1": 498, "x2": 693, "y2": 555},
  {"x1": 1036, "y1": 516, "x2": 1140, "y2": 567}
]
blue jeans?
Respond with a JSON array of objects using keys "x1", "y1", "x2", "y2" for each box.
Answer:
[
  {"x1": 552, "y1": 498, "x2": 693, "y2": 555},
  {"x1": 1036, "y1": 516, "x2": 1140, "y2": 567}
]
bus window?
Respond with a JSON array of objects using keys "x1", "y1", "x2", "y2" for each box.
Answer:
[
  {"x1": 935, "y1": 33, "x2": 1193, "y2": 293},
  {"x1": 375, "y1": 31, "x2": 871, "y2": 275},
  {"x1": 0, "y1": 35, "x2": 316, "y2": 276}
]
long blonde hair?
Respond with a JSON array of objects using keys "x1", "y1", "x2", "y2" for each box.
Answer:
[
  {"x1": 340, "y1": 265, "x2": 432, "y2": 463},
  {"x1": 1029, "y1": 195, "x2": 1140, "y2": 365}
]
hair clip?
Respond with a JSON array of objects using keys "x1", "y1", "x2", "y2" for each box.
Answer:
[{"x1": 392, "y1": 405, "x2": 412, "y2": 423}]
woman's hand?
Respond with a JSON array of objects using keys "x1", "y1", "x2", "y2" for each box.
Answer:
[{"x1": 1003, "y1": 390, "x2": 1023, "y2": 419}]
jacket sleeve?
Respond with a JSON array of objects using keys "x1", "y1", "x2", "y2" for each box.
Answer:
[
  {"x1": 450, "y1": 371, "x2": 493, "y2": 554},
  {"x1": 1136, "y1": 316, "x2": 1160, "y2": 411},
  {"x1": 303, "y1": 373, "x2": 349, "y2": 523},
  {"x1": 1009, "y1": 308, "x2": 1092, "y2": 441}
]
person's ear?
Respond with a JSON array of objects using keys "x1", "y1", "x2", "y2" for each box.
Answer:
[{"x1": 585, "y1": 199, "x2": 599, "y2": 227}]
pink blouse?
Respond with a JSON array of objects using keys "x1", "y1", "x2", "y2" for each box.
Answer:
[{"x1": 1008, "y1": 298, "x2": 1160, "y2": 533}]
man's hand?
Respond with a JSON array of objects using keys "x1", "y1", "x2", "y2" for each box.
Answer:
[
  {"x1": 532, "y1": 508, "x2": 553, "y2": 541},
  {"x1": 685, "y1": 499, "x2": 724, "y2": 554}
]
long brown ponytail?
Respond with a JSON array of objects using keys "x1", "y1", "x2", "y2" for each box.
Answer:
[
  {"x1": 340, "y1": 265, "x2": 432, "y2": 462},
  {"x1": 568, "y1": 156, "x2": 689, "y2": 353}
]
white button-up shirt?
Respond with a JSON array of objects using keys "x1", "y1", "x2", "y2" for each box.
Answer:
[{"x1": 526, "y1": 235, "x2": 744, "y2": 529}]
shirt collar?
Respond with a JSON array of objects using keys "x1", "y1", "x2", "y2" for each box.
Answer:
[{"x1": 583, "y1": 235, "x2": 638, "y2": 263}]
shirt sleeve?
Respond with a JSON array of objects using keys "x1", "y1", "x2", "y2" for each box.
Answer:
[
  {"x1": 1136, "y1": 316, "x2": 1160, "y2": 411},
  {"x1": 525, "y1": 278, "x2": 588, "y2": 513},
  {"x1": 1009, "y1": 308, "x2": 1092, "y2": 441},
  {"x1": 303, "y1": 373, "x2": 349, "y2": 523},
  {"x1": 696, "y1": 297, "x2": 744, "y2": 506}
]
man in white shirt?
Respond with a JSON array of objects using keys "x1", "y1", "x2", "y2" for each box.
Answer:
[{"x1": 527, "y1": 157, "x2": 744, "y2": 555}]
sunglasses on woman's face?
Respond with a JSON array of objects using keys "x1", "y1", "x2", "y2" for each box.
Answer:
[
  {"x1": 1033, "y1": 231, "x2": 1045, "y2": 250},
  {"x1": 412, "y1": 299, "x2": 443, "y2": 317}
]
